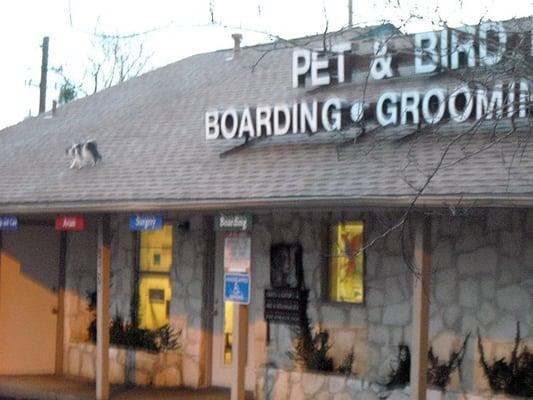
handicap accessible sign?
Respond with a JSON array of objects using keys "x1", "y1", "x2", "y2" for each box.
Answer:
[{"x1": 224, "y1": 273, "x2": 250, "y2": 305}]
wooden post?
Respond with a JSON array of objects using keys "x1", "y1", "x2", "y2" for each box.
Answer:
[
  {"x1": 410, "y1": 214, "x2": 431, "y2": 400},
  {"x1": 39, "y1": 36, "x2": 49, "y2": 115},
  {"x1": 96, "y1": 215, "x2": 111, "y2": 400},
  {"x1": 231, "y1": 303, "x2": 248, "y2": 400},
  {"x1": 348, "y1": 0, "x2": 353, "y2": 27},
  {"x1": 55, "y1": 232, "x2": 67, "y2": 375}
]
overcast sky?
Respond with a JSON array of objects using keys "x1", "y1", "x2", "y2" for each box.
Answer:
[{"x1": 0, "y1": 0, "x2": 531, "y2": 129}]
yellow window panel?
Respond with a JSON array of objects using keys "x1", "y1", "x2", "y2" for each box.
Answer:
[
  {"x1": 138, "y1": 275, "x2": 172, "y2": 329},
  {"x1": 329, "y1": 222, "x2": 364, "y2": 303},
  {"x1": 223, "y1": 301, "x2": 233, "y2": 365},
  {"x1": 140, "y1": 224, "x2": 173, "y2": 248},
  {"x1": 140, "y1": 224, "x2": 173, "y2": 272}
]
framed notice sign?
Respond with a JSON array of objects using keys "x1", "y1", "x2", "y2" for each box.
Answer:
[{"x1": 223, "y1": 232, "x2": 251, "y2": 274}]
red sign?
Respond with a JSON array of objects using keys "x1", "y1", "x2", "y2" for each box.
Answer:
[{"x1": 55, "y1": 215, "x2": 85, "y2": 231}]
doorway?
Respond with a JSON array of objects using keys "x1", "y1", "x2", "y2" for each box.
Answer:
[
  {"x1": 211, "y1": 232, "x2": 255, "y2": 390},
  {"x1": 0, "y1": 225, "x2": 61, "y2": 374}
]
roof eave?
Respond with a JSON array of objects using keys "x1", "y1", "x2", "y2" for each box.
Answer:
[{"x1": 0, "y1": 194, "x2": 532, "y2": 215}]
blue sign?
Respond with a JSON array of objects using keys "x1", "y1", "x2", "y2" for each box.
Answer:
[
  {"x1": 224, "y1": 273, "x2": 250, "y2": 304},
  {"x1": 129, "y1": 214, "x2": 164, "y2": 231},
  {"x1": 0, "y1": 216, "x2": 18, "y2": 230}
]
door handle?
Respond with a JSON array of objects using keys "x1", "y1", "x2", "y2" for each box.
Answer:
[{"x1": 52, "y1": 307, "x2": 58, "y2": 315}]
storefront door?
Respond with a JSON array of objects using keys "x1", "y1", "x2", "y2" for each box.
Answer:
[
  {"x1": 0, "y1": 226, "x2": 60, "y2": 374},
  {"x1": 211, "y1": 232, "x2": 255, "y2": 389}
]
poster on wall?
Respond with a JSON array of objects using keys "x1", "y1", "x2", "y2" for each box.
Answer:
[
  {"x1": 223, "y1": 232, "x2": 251, "y2": 274},
  {"x1": 330, "y1": 222, "x2": 365, "y2": 303}
]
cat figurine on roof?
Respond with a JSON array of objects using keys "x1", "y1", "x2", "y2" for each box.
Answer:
[{"x1": 66, "y1": 140, "x2": 102, "y2": 169}]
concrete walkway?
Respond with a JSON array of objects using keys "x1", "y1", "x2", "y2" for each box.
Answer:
[{"x1": 0, "y1": 376, "x2": 252, "y2": 400}]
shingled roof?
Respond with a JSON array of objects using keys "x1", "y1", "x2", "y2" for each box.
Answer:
[{"x1": 0, "y1": 23, "x2": 532, "y2": 213}]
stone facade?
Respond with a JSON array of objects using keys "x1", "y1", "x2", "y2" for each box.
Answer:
[
  {"x1": 256, "y1": 368, "x2": 524, "y2": 400},
  {"x1": 63, "y1": 213, "x2": 210, "y2": 388},
  {"x1": 65, "y1": 342, "x2": 183, "y2": 386},
  {"x1": 251, "y1": 209, "x2": 533, "y2": 396},
  {"x1": 62, "y1": 208, "x2": 533, "y2": 397}
]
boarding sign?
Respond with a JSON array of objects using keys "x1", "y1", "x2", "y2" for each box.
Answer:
[
  {"x1": 224, "y1": 273, "x2": 250, "y2": 304},
  {"x1": 129, "y1": 214, "x2": 164, "y2": 231},
  {"x1": 0, "y1": 216, "x2": 18, "y2": 230},
  {"x1": 215, "y1": 213, "x2": 252, "y2": 232},
  {"x1": 55, "y1": 215, "x2": 85, "y2": 231}
]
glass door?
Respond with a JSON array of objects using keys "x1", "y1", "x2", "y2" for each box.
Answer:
[{"x1": 211, "y1": 232, "x2": 255, "y2": 389}]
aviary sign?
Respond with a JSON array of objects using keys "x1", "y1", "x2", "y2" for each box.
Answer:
[
  {"x1": 55, "y1": 215, "x2": 85, "y2": 231},
  {"x1": 205, "y1": 21, "x2": 532, "y2": 140}
]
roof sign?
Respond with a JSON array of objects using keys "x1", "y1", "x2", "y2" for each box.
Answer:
[
  {"x1": 0, "y1": 216, "x2": 18, "y2": 231},
  {"x1": 206, "y1": 22, "x2": 530, "y2": 140},
  {"x1": 129, "y1": 214, "x2": 164, "y2": 231},
  {"x1": 55, "y1": 215, "x2": 85, "y2": 231}
]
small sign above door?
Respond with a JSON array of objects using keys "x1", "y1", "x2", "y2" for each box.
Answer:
[
  {"x1": 215, "y1": 213, "x2": 252, "y2": 231},
  {"x1": 55, "y1": 215, "x2": 85, "y2": 231},
  {"x1": 129, "y1": 214, "x2": 164, "y2": 231},
  {"x1": 0, "y1": 216, "x2": 18, "y2": 230}
]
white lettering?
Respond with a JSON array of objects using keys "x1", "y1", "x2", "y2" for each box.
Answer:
[
  {"x1": 377, "y1": 92, "x2": 399, "y2": 126},
  {"x1": 205, "y1": 111, "x2": 220, "y2": 140},
  {"x1": 440, "y1": 29, "x2": 449, "y2": 68},
  {"x1": 256, "y1": 106, "x2": 273, "y2": 137},
  {"x1": 449, "y1": 86, "x2": 473, "y2": 122},
  {"x1": 450, "y1": 26, "x2": 476, "y2": 69},
  {"x1": 479, "y1": 21, "x2": 507, "y2": 66},
  {"x1": 221, "y1": 109, "x2": 239, "y2": 139},
  {"x1": 322, "y1": 98, "x2": 342, "y2": 131},
  {"x1": 400, "y1": 91, "x2": 420, "y2": 125},
  {"x1": 507, "y1": 81, "x2": 516, "y2": 117},
  {"x1": 332, "y1": 43, "x2": 351, "y2": 83},
  {"x1": 415, "y1": 32, "x2": 439, "y2": 74},
  {"x1": 519, "y1": 79, "x2": 529, "y2": 118},
  {"x1": 273, "y1": 105, "x2": 291, "y2": 136},
  {"x1": 476, "y1": 83, "x2": 503, "y2": 120},
  {"x1": 311, "y1": 51, "x2": 330, "y2": 86},
  {"x1": 422, "y1": 88, "x2": 446, "y2": 124},
  {"x1": 238, "y1": 107, "x2": 255, "y2": 138},
  {"x1": 300, "y1": 101, "x2": 318, "y2": 133},
  {"x1": 292, "y1": 49, "x2": 311, "y2": 88}
]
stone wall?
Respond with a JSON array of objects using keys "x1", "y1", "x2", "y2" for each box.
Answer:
[
  {"x1": 65, "y1": 342, "x2": 183, "y2": 386},
  {"x1": 257, "y1": 368, "x2": 523, "y2": 400},
  {"x1": 169, "y1": 214, "x2": 210, "y2": 387},
  {"x1": 253, "y1": 209, "x2": 533, "y2": 395},
  {"x1": 251, "y1": 211, "x2": 414, "y2": 381},
  {"x1": 63, "y1": 213, "x2": 210, "y2": 388},
  {"x1": 61, "y1": 208, "x2": 533, "y2": 396},
  {"x1": 63, "y1": 217, "x2": 98, "y2": 345}
]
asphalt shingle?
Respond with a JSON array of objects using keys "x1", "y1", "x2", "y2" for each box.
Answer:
[{"x1": 0, "y1": 24, "x2": 532, "y2": 212}]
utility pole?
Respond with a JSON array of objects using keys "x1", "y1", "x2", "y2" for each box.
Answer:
[
  {"x1": 39, "y1": 36, "x2": 49, "y2": 115},
  {"x1": 348, "y1": 0, "x2": 353, "y2": 27}
]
